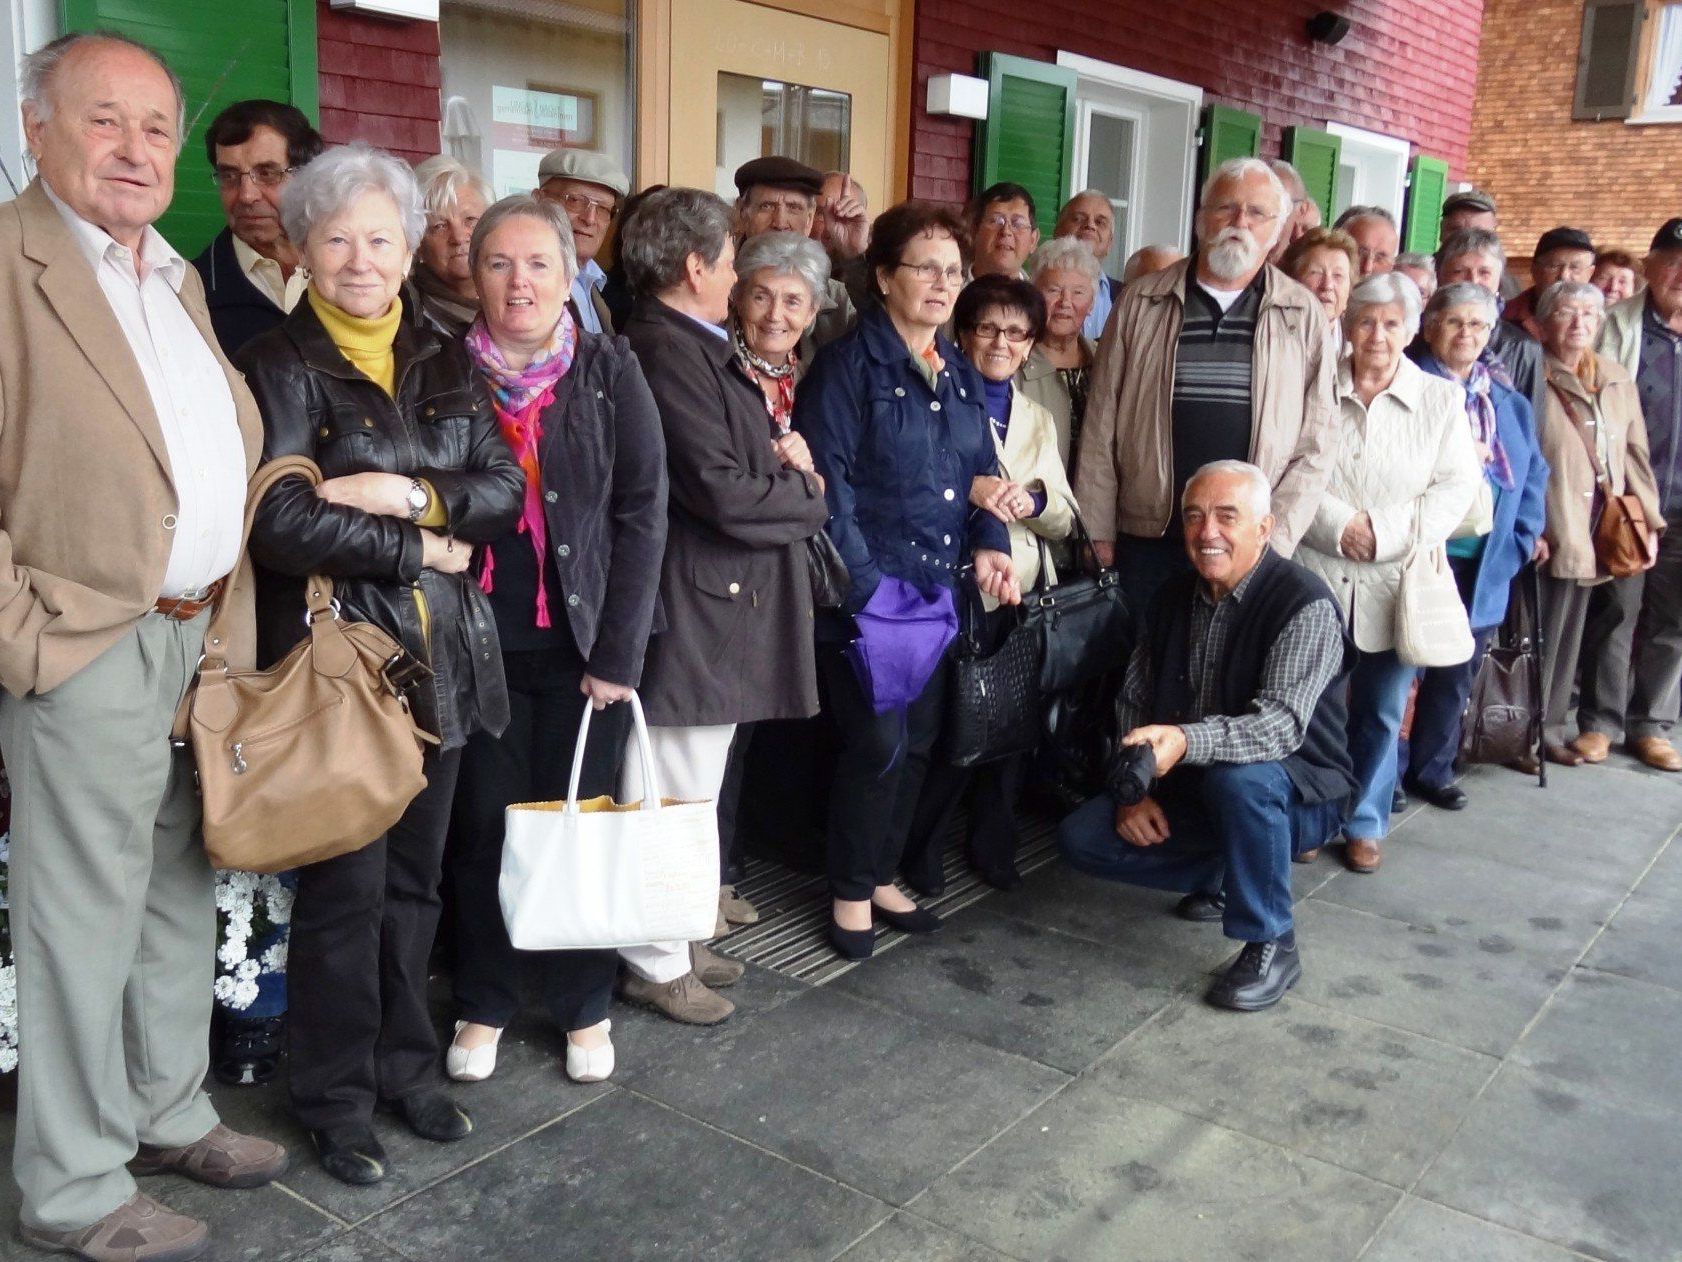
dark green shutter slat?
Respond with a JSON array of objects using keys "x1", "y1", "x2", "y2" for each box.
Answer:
[
  {"x1": 1573, "y1": 0, "x2": 1644, "y2": 121},
  {"x1": 1403, "y1": 156, "x2": 1450, "y2": 255},
  {"x1": 61, "y1": 0, "x2": 319, "y2": 259},
  {"x1": 1199, "y1": 104, "x2": 1261, "y2": 187},
  {"x1": 973, "y1": 52, "x2": 1076, "y2": 237},
  {"x1": 1285, "y1": 126, "x2": 1341, "y2": 226}
]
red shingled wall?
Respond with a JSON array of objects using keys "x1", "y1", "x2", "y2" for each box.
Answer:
[
  {"x1": 911, "y1": 0, "x2": 1486, "y2": 205},
  {"x1": 315, "y1": 1, "x2": 442, "y2": 162}
]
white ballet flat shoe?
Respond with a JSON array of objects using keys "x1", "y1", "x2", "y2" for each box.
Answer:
[
  {"x1": 565, "y1": 1020, "x2": 615, "y2": 1083},
  {"x1": 445, "y1": 1021, "x2": 502, "y2": 1082}
]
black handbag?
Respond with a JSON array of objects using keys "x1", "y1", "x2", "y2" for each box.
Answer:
[
  {"x1": 805, "y1": 529, "x2": 851, "y2": 610},
  {"x1": 1459, "y1": 561, "x2": 1546, "y2": 786},
  {"x1": 1021, "y1": 510, "x2": 1131, "y2": 693},
  {"x1": 945, "y1": 583, "x2": 1043, "y2": 768}
]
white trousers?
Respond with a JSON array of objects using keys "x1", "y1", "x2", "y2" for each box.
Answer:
[{"x1": 617, "y1": 722, "x2": 737, "y2": 983}]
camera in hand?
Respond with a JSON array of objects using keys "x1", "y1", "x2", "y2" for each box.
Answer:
[{"x1": 1106, "y1": 740, "x2": 1158, "y2": 806}]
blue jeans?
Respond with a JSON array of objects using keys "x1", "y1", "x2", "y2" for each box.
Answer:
[
  {"x1": 1057, "y1": 761, "x2": 1342, "y2": 943},
  {"x1": 1346, "y1": 649, "x2": 1419, "y2": 839}
]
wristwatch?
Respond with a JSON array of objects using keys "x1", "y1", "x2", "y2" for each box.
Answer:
[{"x1": 405, "y1": 478, "x2": 429, "y2": 523}]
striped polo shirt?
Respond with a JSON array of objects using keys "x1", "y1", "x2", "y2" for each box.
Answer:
[{"x1": 1168, "y1": 275, "x2": 1261, "y2": 528}]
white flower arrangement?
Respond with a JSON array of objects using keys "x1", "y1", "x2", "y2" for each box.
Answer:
[
  {"x1": 214, "y1": 870, "x2": 292, "y2": 1012},
  {"x1": 1, "y1": 816, "x2": 17, "y2": 1073}
]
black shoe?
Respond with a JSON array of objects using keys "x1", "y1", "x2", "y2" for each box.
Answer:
[
  {"x1": 1206, "y1": 939, "x2": 1301, "y2": 1012},
  {"x1": 387, "y1": 1091, "x2": 473, "y2": 1143},
  {"x1": 1390, "y1": 786, "x2": 1409, "y2": 813},
  {"x1": 902, "y1": 874, "x2": 947, "y2": 899},
  {"x1": 871, "y1": 901, "x2": 942, "y2": 934},
  {"x1": 1404, "y1": 778, "x2": 1468, "y2": 811},
  {"x1": 310, "y1": 1126, "x2": 388, "y2": 1186},
  {"x1": 1174, "y1": 891, "x2": 1225, "y2": 922},
  {"x1": 828, "y1": 919, "x2": 876, "y2": 960},
  {"x1": 974, "y1": 865, "x2": 1023, "y2": 891},
  {"x1": 213, "y1": 1014, "x2": 285, "y2": 1087}
]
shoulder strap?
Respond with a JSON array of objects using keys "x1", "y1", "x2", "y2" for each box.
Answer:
[{"x1": 1547, "y1": 380, "x2": 1612, "y2": 491}]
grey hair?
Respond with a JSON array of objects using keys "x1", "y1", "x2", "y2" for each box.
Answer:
[
  {"x1": 1396, "y1": 251, "x2": 1436, "y2": 274},
  {"x1": 1344, "y1": 271, "x2": 1423, "y2": 340},
  {"x1": 1198, "y1": 156, "x2": 1289, "y2": 249},
  {"x1": 1183, "y1": 459, "x2": 1272, "y2": 518},
  {"x1": 468, "y1": 194, "x2": 579, "y2": 285},
  {"x1": 20, "y1": 31, "x2": 185, "y2": 146},
  {"x1": 1267, "y1": 159, "x2": 1307, "y2": 201},
  {"x1": 281, "y1": 144, "x2": 427, "y2": 253},
  {"x1": 1334, "y1": 204, "x2": 1399, "y2": 232},
  {"x1": 1436, "y1": 227, "x2": 1505, "y2": 272},
  {"x1": 731, "y1": 230, "x2": 831, "y2": 305},
  {"x1": 413, "y1": 155, "x2": 494, "y2": 221},
  {"x1": 1028, "y1": 235, "x2": 1103, "y2": 285},
  {"x1": 1422, "y1": 281, "x2": 1499, "y2": 329},
  {"x1": 620, "y1": 186, "x2": 734, "y2": 295},
  {"x1": 1535, "y1": 280, "x2": 1606, "y2": 324}
]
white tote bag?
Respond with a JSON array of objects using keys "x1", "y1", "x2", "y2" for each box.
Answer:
[
  {"x1": 1394, "y1": 504, "x2": 1475, "y2": 668},
  {"x1": 499, "y1": 692, "x2": 721, "y2": 950}
]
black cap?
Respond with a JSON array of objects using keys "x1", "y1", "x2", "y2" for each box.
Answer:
[
  {"x1": 1442, "y1": 188, "x2": 1497, "y2": 216},
  {"x1": 733, "y1": 155, "x2": 824, "y2": 199},
  {"x1": 1534, "y1": 226, "x2": 1594, "y2": 258},
  {"x1": 1651, "y1": 218, "x2": 1682, "y2": 252}
]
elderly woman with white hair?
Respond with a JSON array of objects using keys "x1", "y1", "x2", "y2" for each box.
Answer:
[
  {"x1": 1297, "y1": 273, "x2": 1480, "y2": 874},
  {"x1": 1020, "y1": 234, "x2": 1101, "y2": 475},
  {"x1": 408, "y1": 155, "x2": 493, "y2": 336},
  {"x1": 238, "y1": 143, "x2": 524, "y2": 1184}
]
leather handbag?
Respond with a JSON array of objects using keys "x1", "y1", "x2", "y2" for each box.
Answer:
[
  {"x1": 945, "y1": 582, "x2": 1043, "y2": 768},
  {"x1": 1460, "y1": 562, "x2": 1546, "y2": 786},
  {"x1": 183, "y1": 456, "x2": 437, "y2": 873},
  {"x1": 1021, "y1": 511, "x2": 1131, "y2": 693},
  {"x1": 805, "y1": 528, "x2": 851, "y2": 610},
  {"x1": 1394, "y1": 502, "x2": 1475, "y2": 668},
  {"x1": 1549, "y1": 381, "x2": 1653, "y2": 578}
]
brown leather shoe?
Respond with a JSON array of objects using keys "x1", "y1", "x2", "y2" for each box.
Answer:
[
  {"x1": 1343, "y1": 838, "x2": 1383, "y2": 873},
  {"x1": 1508, "y1": 752, "x2": 1541, "y2": 775},
  {"x1": 1569, "y1": 731, "x2": 1612, "y2": 763},
  {"x1": 1545, "y1": 743, "x2": 1586, "y2": 767},
  {"x1": 1292, "y1": 848, "x2": 1321, "y2": 865},
  {"x1": 619, "y1": 970, "x2": 734, "y2": 1024},
  {"x1": 18, "y1": 1192, "x2": 208, "y2": 1262},
  {"x1": 719, "y1": 884, "x2": 760, "y2": 926},
  {"x1": 691, "y1": 941, "x2": 745, "y2": 988},
  {"x1": 130, "y1": 1123, "x2": 288, "y2": 1189},
  {"x1": 1630, "y1": 736, "x2": 1682, "y2": 771}
]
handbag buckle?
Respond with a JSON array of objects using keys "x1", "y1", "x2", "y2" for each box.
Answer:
[
  {"x1": 303, "y1": 599, "x2": 343, "y2": 627},
  {"x1": 382, "y1": 650, "x2": 434, "y2": 695}
]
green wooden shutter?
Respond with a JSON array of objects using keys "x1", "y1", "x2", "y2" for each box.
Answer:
[
  {"x1": 1199, "y1": 105, "x2": 1261, "y2": 186},
  {"x1": 1403, "y1": 156, "x2": 1450, "y2": 254},
  {"x1": 1285, "y1": 126, "x2": 1341, "y2": 225},
  {"x1": 62, "y1": 0, "x2": 319, "y2": 258},
  {"x1": 973, "y1": 53, "x2": 1076, "y2": 237}
]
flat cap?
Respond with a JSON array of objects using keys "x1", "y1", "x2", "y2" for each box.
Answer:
[
  {"x1": 1534, "y1": 226, "x2": 1594, "y2": 258},
  {"x1": 537, "y1": 149, "x2": 629, "y2": 199},
  {"x1": 733, "y1": 155, "x2": 823, "y2": 198},
  {"x1": 1651, "y1": 218, "x2": 1682, "y2": 252},
  {"x1": 1442, "y1": 188, "x2": 1497, "y2": 217}
]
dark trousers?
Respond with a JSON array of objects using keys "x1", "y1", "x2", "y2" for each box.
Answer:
[
  {"x1": 1057, "y1": 761, "x2": 1341, "y2": 943},
  {"x1": 719, "y1": 723, "x2": 754, "y2": 884},
  {"x1": 1116, "y1": 535, "x2": 1192, "y2": 638},
  {"x1": 1398, "y1": 553, "x2": 1491, "y2": 791},
  {"x1": 288, "y1": 746, "x2": 463, "y2": 1132},
  {"x1": 821, "y1": 643, "x2": 949, "y2": 901},
  {"x1": 450, "y1": 648, "x2": 625, "y2": 1035}
]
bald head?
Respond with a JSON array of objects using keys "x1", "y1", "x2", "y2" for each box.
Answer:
[{"x1": 1122, "y1": 245, "x2": 1185, "y2": 285}]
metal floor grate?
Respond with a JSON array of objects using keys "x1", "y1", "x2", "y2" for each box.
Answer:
[{"x1": 714, "y1": 811, "x2": 1062, "y2": 985}]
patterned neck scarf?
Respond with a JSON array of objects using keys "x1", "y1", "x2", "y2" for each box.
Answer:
[
  {"x1": 1428, "y1": 353, "x2": 1514, "y2": 491},
  {"x1": 733, "y1": 324, "x2": 799, "y2": 436},
  {"x1": 464, "y1": 310, "x2": 578, "y2": 628}
]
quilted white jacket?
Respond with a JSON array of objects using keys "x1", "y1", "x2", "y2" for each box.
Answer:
[{"x1": 1297, "y1": 355, "x2": 1481, "y2": 653}]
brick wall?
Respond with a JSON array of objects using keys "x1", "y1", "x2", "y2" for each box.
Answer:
[
  {"x1": 316, "y1": 1, "x2": 441, "y2": 161},
  {"x1": 911, "y1": 0, "x2": 1484, "y2": 206},
  {"x1": 1468, "y1": 0, "x2": 1682, "y2": 259}
]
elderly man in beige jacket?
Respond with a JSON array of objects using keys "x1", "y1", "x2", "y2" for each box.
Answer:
[
  {"x1": 1074, "y1": 156, "x2": 1340, "y2": 625},
  {"x1": 0, "y1": 31, "x2": 286, "y2": 1262}
]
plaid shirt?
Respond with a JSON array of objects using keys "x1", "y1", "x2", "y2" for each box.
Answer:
[{"x1": 1117, "y1": 560, "x2": 1344, "y2": 765}]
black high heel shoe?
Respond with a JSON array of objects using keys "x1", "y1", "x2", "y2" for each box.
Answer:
[
  {"x1": 870, "y1": 900, "x2": 942, "y2": 934},
  {"x1": 828, "y1": 920, "x2": 876, "y2": 960}
]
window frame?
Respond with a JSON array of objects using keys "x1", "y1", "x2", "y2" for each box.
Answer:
[
  {"x1": 1629, "y1": 0, "x2": 1682, "y2": 124},
  {"x1": 1573, "y1": 0, "x2": 1645, "y2": 122}
]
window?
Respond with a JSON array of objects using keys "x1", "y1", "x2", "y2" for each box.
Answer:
[
  {"x1": 1633, "y1": 1, "x2": 1682, "y2": 123},
  {"x1": 1325, "y1": 122, "x2": 1410, "y2": 222},
  {"x1": 1573, "y1": 0, "x2": 1644, "y2": 120},
  {"x1": 1076, "y1": 107, "x2": 1136, "y2": 274},
  {"x1": 715, "y1": 73, "x2": 851, "y2": 201}
]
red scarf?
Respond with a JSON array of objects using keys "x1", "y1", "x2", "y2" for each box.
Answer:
[{"x1": 478, "y1": 383, "x2": 558, "y2": 627}]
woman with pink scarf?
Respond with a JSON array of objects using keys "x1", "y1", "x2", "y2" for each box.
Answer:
[{"x1": 444, "y1": 195, "x2": 668, "y2": 1087}]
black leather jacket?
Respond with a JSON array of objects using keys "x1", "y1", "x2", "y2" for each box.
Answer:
[{"x1": 236, "y1": 297, "x2": 524, "y2": 750}]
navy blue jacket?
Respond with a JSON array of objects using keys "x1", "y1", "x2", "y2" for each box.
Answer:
[
  {"x1": 1416, "y1": 356, "x2": 1550, "y2": 630},
  {"x1": 191, "y1": 228, "x2": 289, "y2": 359},
  {"x1": 794, "y1": 303, "x2": 1010, "y2": 615}
]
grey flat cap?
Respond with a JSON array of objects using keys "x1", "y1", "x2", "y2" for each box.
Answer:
[{"x1": 537, "y1": 149, "x2": 630, "y2": 199}]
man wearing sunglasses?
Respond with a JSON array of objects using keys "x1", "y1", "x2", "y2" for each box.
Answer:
[
  {"x1": 191, "y1": 99, "x2": 322, "y2": 357},
  {"x1": 536, "y1": 148, "x2": 629, "y2": 335}
]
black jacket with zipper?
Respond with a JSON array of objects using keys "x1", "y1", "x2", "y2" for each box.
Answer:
[{"x1": 237, "y1": 297, "x2": 524, "y2": 750}]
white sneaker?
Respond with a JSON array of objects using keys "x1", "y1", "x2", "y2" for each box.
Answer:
[
  {"x1": 445, "y1": 1020, "x2": 502, "y2": 1082},
  {"x1": 565, "y1": 1019, "x2": 615, "y2": 1083}
]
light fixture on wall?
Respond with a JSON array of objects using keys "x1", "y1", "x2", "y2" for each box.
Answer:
[
  {"x1": 330, "y1": 0, "x2": 439, "y2": 19},
  {"x1": 926, "y1": 73, "x2": 989, "y2": 121},
  {"x1": 1307, "y1": 10, "x2": 1351, "y2": 45}
]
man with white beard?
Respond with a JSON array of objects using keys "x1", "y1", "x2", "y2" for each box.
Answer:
[{"x1": 1074, "y1": 156, "x2": 1340, "y2": 623}]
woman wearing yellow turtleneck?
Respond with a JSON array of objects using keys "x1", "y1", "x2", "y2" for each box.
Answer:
[{"x1": 236, "y1": 144, "x2": 523, "y2": 1188}]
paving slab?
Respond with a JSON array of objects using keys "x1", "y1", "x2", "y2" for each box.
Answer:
[
  {"x1": 1508, "y1": 970, "x2": 1682, "y2": 1117},
  {"x1": 1419, "y1": 1065, "x2": 1682, "y2": 1262},
  {"x1": 834, "y1": 1212, "x2": 1015, "y2": 1261},
  {"x1": 1288, "y1": 901, "x2": 1569, "y2": 1057},
  {"x1": 1089, "y1": 995, "x2": 1496, "y2": 1187},
  {"x1": 832, "y1": 906, "x2": 1189, "y2": 1074},
  {"x1": 1362, "y1": 1198, "x2": 1596, "y2": 1262},
  {"x1": 913, "y1": 1083, "x2": 1399, "y2": 1262},
  {"x1": 286, "y1": 1232, "x2": 417, "y2": 1262},
  {"x1": 1579, "y1": 889, "x2": 1682, "y2": 993},
  {"x1": 358, "y1": 1091, "x2": 888, "y2": 1262},
  {"x1": 619, "y1": 985, "x2": 1069, "y2": 1205}
]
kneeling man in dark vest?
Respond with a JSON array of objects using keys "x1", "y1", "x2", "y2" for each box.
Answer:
[{"x1": 1058, "y1": 460, "x2": 1356, "y2": 1011}]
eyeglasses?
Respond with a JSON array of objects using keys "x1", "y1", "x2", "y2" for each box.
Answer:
[
  {"x1": 211, "y1": 164, "x2": 295, "y2": 190},
  {"x1": 1440, "y1": 317, "x2": 1492, "y2": 335},
  {"x1": 973, "y1": 321, "x2": 1033, "y2": 344},
  {"x1": 556, "y1": 190, "x2": 618, "y2": 221},
  {"x1": 1206, "y1": 200, "x2": 1279, "y2": 226},
  {"x1": 981, "y1": 213, "x2": 1035, "y2": 234},
  {"x1": 1356, "y1": 246, "x2": 1396, "y2": 268},
  {"x1": 895, "y1": 261, "x2": 965, "y2": 285}
]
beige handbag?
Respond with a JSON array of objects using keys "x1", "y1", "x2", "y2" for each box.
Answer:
[
  {"x1": 1394, "y1": 501, "x2": 1475, "y2": 668},
  {"x1": 184, "y1": 456, "x2": 436, "y2": 873}
]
